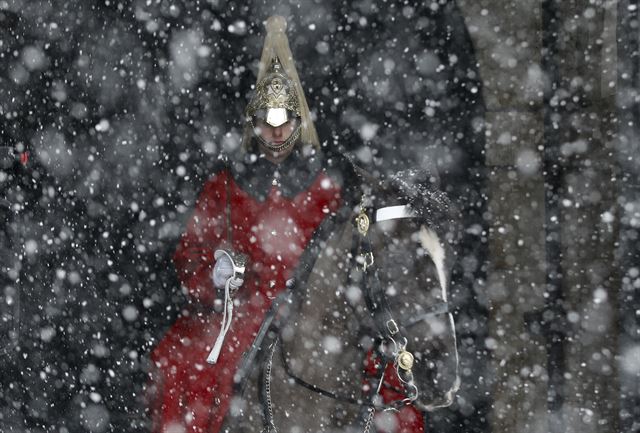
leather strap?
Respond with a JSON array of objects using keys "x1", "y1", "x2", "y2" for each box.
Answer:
[
  {"x1": 375, "y1": 204, "x2": 414, "y2": 222},
  {"x1": 355, "y1": 205, "x2": 451, "y2": 407}
]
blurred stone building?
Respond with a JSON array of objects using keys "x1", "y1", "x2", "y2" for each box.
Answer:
[{"x1": 456, "y1": 1, "x2": 637, "y2": 432}]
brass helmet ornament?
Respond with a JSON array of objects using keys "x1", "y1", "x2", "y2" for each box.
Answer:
[
  {"x1": 242, "y1": 16, "x2": 319, "y2": 151},
  {"x1": 246, "y1": 58, "x2": 302, "y2": 153},
  {"x1": 246, "y1": 57, "x2": 301, "y2": 128}
]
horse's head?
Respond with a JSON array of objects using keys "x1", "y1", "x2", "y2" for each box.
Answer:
[
  {"x1": 361, "y1": 169, "x2": 461, "y2": 411},
  {"x1": 273, "y1": 167, "x2": 461, "y2": 415}
]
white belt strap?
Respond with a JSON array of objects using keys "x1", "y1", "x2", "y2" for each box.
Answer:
[{"x1": 207, "y1": 277, "x2": 234, "y2": 364}]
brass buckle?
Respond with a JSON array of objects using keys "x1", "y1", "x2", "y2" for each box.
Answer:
[
  {"x1": 386, "y1": 319, "x2": 399, "y2": 335},
  {"x1": 362, "y1": 252, "x2": 374, "y2": 271}
]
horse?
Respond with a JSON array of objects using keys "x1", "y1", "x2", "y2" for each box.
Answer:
[{"x1": 219, "y1": 167, "x2": 460, "y2": 433}]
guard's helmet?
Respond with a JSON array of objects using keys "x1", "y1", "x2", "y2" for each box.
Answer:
[
  {"x1": 246, "y1": 57, "x2": 300, "y2": 128},
  {"x1": 242, "y1": 16, "x2": 319, "y2": 150}
]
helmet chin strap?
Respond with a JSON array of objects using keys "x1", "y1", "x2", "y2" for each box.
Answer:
[{"x1": 250, "y1": 119, "x2": 301, "y2": 153}]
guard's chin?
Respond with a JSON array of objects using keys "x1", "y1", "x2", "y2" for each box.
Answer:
[{"x1": 262, "y1": 150, "x2": 287, "y2": 164}]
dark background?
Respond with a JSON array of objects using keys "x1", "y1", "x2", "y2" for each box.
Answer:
[{"x1": 1, "y1": 0, "x2": 637, "y2": 432}]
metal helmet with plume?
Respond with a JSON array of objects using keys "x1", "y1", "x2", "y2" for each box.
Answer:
[{"x1": 243, "y1": 16, "x2": 319, "y2": 149}]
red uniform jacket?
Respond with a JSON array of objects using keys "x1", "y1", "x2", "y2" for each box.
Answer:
[{"x1": 147, "y1": 153, "x2": 425, "y2": 433}]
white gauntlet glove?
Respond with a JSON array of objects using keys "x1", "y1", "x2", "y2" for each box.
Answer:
[
  {"x1": 212, "y1": 251, "x2": 245, "y2": 291},
  {"x1": 207, "y1": 249, "x2": 247, "y2": 364}
]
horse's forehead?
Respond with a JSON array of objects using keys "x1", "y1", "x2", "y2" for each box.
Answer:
[{"x1": 371, "y1": 218, "x2": 424, "y2": 247}]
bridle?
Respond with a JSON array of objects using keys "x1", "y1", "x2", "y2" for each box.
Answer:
[
  {"x1": 260, "y1": 198, "x2": 451, "y2": 428},
  {"x1": 355, "y1": 198, "x2": 451, "y2": 389},
  {"x1": 354, "y1": 202, "x2": 421, "y2": 405},
  {"x1": 256, "y1": 179, "x2": 457, "y2": 433}
]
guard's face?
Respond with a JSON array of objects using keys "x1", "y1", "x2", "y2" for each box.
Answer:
[{"x1": 254, "y1": 117, "x2": 299, "y2": 163}]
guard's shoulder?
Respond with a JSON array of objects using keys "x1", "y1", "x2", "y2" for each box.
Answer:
[
  {"x1": 207, "y1": 155, "x2": 232, "y2": 178},
  {"x1": 213, "y1": 154, "x2": 232, "y2": 173},
  {"x1": 193, "y1": 158, "x2": 230, "y2": 192}
]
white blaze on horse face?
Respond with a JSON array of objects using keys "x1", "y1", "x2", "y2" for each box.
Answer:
[{"x1": 418, "y1": 225, "x2": 447, "y2": 301}]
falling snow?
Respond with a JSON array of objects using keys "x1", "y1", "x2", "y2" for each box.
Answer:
[{"x1": 1, "y1": 1, "x2": 638, "y2": 433}]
